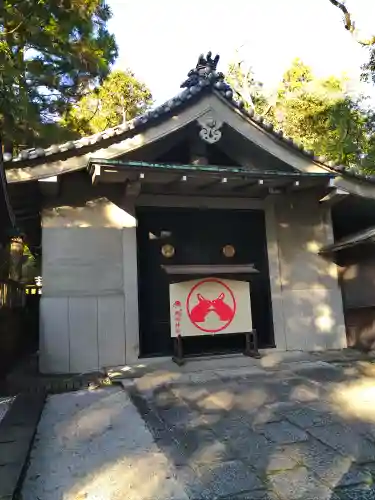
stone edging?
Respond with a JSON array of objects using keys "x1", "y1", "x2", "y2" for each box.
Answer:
[{"x1": 0, "y1": 392, "x2": 46, "y2": 499}]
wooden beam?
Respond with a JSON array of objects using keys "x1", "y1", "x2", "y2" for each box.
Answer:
[
  {"x1": 91, "y1": 164, "x2": 101, "y2": 184},
  {"x1": 231, "y1": 179, "x2": 265, "y2": 196},
  {"x1": 319, "y1": 188, "x2": 349, "y2": 206},
  {"x1": 38, "y1": 175, "x2": 59, "y2": 197},
  {"x1": 125, "y1": 180, "x2": 141, "y2": 198},
  {"x1": 232, "y1": 180, "x2": 258, "y2": 192},
  {"x1": 164, "y1": 174, "x2": 189, "y2": 190},
  {"x1": 197, "y1": 177, "x2": 222, "y2": 191}
]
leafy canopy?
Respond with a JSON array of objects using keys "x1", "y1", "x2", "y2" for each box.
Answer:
[
  {"x1": 0, "y1": 0, "x2": 117, "y2": 150},
  {"x1": 63, "y1": 70, "x2": 153, "y2": 136},
  {"x1": 228, "y1": 58, "x2": 375, "y2": 172},
  {"x1": 226, "y1": 62, "x2": 268, "y2": 116}
]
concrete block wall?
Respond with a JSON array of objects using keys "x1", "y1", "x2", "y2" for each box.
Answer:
[{"x1": 266, "y1": 193, "x2": 346, "y2": 352}]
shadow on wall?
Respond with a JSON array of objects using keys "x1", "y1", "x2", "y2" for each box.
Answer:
[
  {"x1": 276, "y1": 192, "x2": 346, "y2": 351},
  {"x1": 42, "y1": 171, "x2": 138, "y2": 229}
]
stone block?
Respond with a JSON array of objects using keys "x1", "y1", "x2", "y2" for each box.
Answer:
[
  {"x1": 286, "y1": 440, "x2": 372, "y2": 488},
  {"x1": 172, "y1": 428, "x2": 235, "y2": 465},
  {"x1": 334, "y1": 485, "x2": 375, "y2": 500},
  {"x1": 197, "y1": 460, "x2": 264, "y2": 498},
  {"x1": 284, "y1": 405, "x2": 340, "y2": 428},
  {"x1": 0, "y1": 425, "x2": 35, "y2": 444},
  {"x1": 0, "y1": 463, "x2": 23, "y2": 497},
  {"x1": 227, "y1": 428, "x2": 271, "y2": 459},
  {"x1": 307, "y1": 424, "x2": 375, "y2": 463},
  {"x1": 173, "y1": 465, "x2": 212, "y2": 500},
  {"x1": 267, "y1": 466, "x2": 333, "y2": 500},
  {"x1": 0, "y1": 440, "x2": 30, "y2": 466},
  {"x1": 219, "y1": 491, "x2": 279, "y2": 499},
  {"x1": 259, "y1": 421, "x2": 308, "y2": 445}
]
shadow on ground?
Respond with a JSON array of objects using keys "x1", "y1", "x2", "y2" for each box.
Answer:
[
  {"x1": 19, "y1": 359, "x2": 375, "y2": 500},
  {"x1": 130, "y1": 361, "x2": 375, "y2": 499}
]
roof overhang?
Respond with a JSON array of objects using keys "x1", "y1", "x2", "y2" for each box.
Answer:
[
  {"x1": 88, "y1": 158, "x2": 334, "y2": 198},
  {"x1": 5, "y1": 90, "x2": 375, "y2": 201},
  {"x1": 6, "y1": 93, "x2": 330, "y2": 183},
  {"x1": 320, "y1": 226, "x2": 375, "y2": 255}
]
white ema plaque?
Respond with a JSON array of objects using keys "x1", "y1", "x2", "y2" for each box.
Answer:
[{"x1": 169, "y1": 278, "x2": 252, "y2": 337}]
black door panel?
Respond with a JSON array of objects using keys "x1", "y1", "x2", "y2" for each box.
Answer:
[{"x1": 137, "y1": 208, "x2": 274, "y2": 356}]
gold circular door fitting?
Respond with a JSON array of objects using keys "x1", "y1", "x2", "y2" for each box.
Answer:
[
  {"x1": 161, "y1": 244, "x2": 175, "y2": 258},
  {"x1": 223, "y1": 244, "x2": 235, "y2": 258}
]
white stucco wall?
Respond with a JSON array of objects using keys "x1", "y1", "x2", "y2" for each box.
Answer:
[
  {"x1": 265, "y1": 193, "x2": 346, "y2": 352},
  {"x1": 40, "y1": 197, "x2": 138, "y2": 373}
]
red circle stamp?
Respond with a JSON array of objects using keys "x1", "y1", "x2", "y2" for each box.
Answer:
[{"x1": 186, "y1": 278, "x2": 236, "y2": 333}]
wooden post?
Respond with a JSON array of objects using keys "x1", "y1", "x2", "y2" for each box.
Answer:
[
  {"x1": 172, "y1": 336, "x2": 185, "y2": 366},
  {"x1": 244, "y1": 330, "x2": 261, "y2": 359}
]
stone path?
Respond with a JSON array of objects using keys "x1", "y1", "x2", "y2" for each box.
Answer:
[
  {"x1": 21, "y1": 387, "x2": 189, "y2": 500},
  {"x1": 20, "y1": 360, "x2": 375, "y2": 499},
  {"x1": 131, "y1": 361, "x2": 375, "y2": 500}
]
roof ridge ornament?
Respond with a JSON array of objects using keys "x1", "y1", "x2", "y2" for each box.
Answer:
[{"x1": 181, "y1": 51, "x2": 230, "y2": 93}]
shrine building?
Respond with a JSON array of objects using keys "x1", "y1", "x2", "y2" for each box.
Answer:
[{"x1": 5, "y1": 52, "x2": 375, "y2": 373}]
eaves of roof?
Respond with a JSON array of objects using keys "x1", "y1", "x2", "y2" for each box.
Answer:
[
  {"x1": 320, "y1": 226, "x2": 375, "y2": 254},
  {"x1": 89, "y1": 158, "x2": 334, "y2": 179}
]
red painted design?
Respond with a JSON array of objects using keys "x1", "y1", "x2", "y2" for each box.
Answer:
[
  {"x1": 186, "y1": 278, "x2": 236, "y2": 333},
  {"x1": 173, "y1": 300, "x2": 183, "y2": 336}
]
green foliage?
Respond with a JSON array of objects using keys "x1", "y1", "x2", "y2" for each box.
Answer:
[
  {"x1": 361, "y1": 48, "x2": 375, "y2": 86},
  {"x1": 274, "y1": 60, "x2": 375, "y2": 170},
  {"x1": 21, "y1": 244, "x2": 40, "y2": 284},
  {"x1": 63, "y1": 70, "x2": 153, "y2": 135},
  {"x1": 228, "y1": 57, "x2": 375, "y2": 172},
  {"x1": 0, "y1": 0, "x2": 117, "y2": 151},
  {"x1": 226, "y1": 62, "x2": 268, "y2": 115}
]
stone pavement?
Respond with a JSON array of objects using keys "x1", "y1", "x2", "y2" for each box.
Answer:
[
  {"x1": 21, "y1": 387, "x2": 189, "y2": 500},
  {"x1": 20, "y1": 358, "x2": 375, "y2": 500}
]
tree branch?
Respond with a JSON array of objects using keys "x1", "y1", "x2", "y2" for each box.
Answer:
[{"x1": 328, "y1": 0, "x2": 375, "y2": 46}]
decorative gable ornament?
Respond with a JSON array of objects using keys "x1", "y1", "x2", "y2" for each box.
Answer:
[{"x1": 198, "y1": 115, "x2": 223, "y2": 144}]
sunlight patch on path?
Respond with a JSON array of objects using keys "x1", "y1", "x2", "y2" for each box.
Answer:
[{"x1": 21, "y1": 387, "x2": 188, "y2": 500}]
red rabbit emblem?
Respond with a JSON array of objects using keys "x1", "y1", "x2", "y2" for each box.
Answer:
[
  {"x1": 211, "y1": 293, "x2": 234, "y2": 321},
  {"x1": 189, "y1": 292, "x2": 234, "y2": 323},
  {"x1": 186, "y1": 279, "x2": 237, "y2": 333},
  {"x1": 189, "y1": 293, "x2": 211, "y2": 322}
]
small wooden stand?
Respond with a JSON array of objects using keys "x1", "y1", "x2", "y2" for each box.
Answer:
[{"x1": 172, "y1": 329, "x2": 261, "y2": 366}]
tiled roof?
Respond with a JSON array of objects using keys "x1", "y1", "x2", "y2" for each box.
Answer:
[
  {"x1": 4, "y1": 52, "x2": 375, "y2": 184},
  {"x1": 320, "y1": 226, "x2": 375, "y2": 253}
]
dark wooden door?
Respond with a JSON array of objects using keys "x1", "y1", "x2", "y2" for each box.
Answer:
[{"x1": 136, "y1": 208, "x2": 274, "y2": 356}]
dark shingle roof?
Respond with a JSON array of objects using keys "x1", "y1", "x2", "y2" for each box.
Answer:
[
  {"x1": 320, "y1": 226, "x2": 375, "y2": 253},
  {"x1": 4, "y1": 52, "x2": 375, "y2": 184}
]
